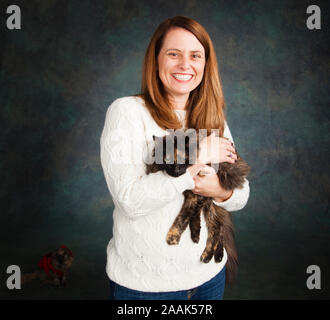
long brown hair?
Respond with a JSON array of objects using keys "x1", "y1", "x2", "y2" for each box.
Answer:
[{"x1": 138, "y1": 16, "x2": 226, "y2": 135}]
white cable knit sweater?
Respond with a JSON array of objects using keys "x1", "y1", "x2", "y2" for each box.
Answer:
[{"x1": 100, "y1": 96, "x2": 250, "y2": 292}]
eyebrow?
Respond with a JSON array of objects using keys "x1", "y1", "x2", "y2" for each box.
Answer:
[{"x1": 166, "y1": 49, "x2": 203, "y2": 54}]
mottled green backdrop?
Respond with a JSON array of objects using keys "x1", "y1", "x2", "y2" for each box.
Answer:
[{"x1": 0, "y1": 0, "x2": 329, "y2": 299}]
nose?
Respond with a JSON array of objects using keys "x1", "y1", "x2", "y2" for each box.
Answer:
[{"x1": 178, "y1": 55, "x2": 190, "y2": 70}]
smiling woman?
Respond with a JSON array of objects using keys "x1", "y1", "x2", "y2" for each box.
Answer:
[
  {"x1": 140, "y1": 16, "x2": 227, "y2": 134},
  {"x1": 100, "y1": 16, "x2": 250, "y2": 300},
  {"x1": 157, "y1": 28, "x2": 206, "y2": 110}
]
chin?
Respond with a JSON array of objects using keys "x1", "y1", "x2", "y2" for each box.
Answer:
[{"x1": 171, "y1": 84, "x2": 193, "y2": 92}]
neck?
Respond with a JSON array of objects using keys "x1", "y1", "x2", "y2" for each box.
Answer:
[{"x1": 168, "y1": 93, "x2": 189, "y2": 110}]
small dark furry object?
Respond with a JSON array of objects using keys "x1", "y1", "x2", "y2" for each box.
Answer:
[
  {"x1": 146, "y1": 129, "x2": 250, "y2": 284},
  {"x1": 21, "y1": 245, "x2": 73, "y2": 287}
]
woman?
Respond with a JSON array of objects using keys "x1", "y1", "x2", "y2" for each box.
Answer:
[{"x1": 100, "y1": 16, "x2": 250, "y2": 300}]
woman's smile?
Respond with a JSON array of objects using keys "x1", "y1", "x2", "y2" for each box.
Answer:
[{"x1": 171, "y1": 73, "x2": 194, "y2": 82}]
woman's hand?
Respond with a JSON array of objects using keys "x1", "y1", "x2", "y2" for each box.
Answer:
[
  {"x1": 187, "y1": 163, "x2": 218, "y2": 178},
  {"x1": 187, "y1": 164, "x2": 206, "y2": 177},
  {"x1": 191, "y1": 166, "x2": 233, "y2": 201},
  {"x1": 197, "y1": 132, "x2": 237, "y2": 165}
]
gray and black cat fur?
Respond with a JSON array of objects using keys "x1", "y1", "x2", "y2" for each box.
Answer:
[{"x1": 146, "y1": 129, "x2": 250, "y2": 284}]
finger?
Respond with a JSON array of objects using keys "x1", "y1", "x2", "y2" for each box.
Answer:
[
  {"x1": 224, "y1": 138, "x2": 235, "y2": 148},
  {"x1": 198, "y1": 171, "x2": 206, "y2": 177},
  {"x1": 220, "y1": 137, "x2": 233, "y2": 146},
  {"x1": 227, "y1": 150, "x2": 238, "y2": 160},
  {"x1": 227, "y1": 149, "x2": 238, "y2": 159},
  {"x1": 192, "y1": 187, "x2": 200, "y2": 194},
  {"x1": 201, "y1": 165, "x2": 216, "y2": 175},
  {"x1": 225, "y1": 158, "x2": 236, "y2": 164},
  {"x1": 226, "y1": 155, "x2": 236, "y2": 164},
  {"x1": 226, "y1": 145, "x2": 237, "y2": 154},
  {"x1": 194, "y1": 164, "x2": 205, "y2": 174}
]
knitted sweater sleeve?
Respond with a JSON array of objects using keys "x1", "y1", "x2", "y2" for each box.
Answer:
[
  {"x1": 212, "y1": 121, "x2": 250, "y2": 211},
  {"x1": 100, "y1": 97, "x2": 195, "y2": 219}
]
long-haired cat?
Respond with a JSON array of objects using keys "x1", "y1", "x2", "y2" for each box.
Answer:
[
  {"x1": 146, "y1": 129, "x2": 250, "y2": 284},
  {"x1": 21, "y1": 245, "x2": 73, "y2": 287}
]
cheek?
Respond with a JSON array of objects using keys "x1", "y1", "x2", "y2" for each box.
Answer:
[
  {"x1": 158, "y1": 61, "x2": 172, "y2": 85},
  {"x1": 194, "y1": 65, "x2": 205, "y2": 84},
  {"x1": 197, "y1": 63, "x2": 205, "y2": 78},
  {"x1": 158, "y1": 57, "x2": 171, "y2": 74}
]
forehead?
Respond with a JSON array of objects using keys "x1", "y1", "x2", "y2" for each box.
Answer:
[{"x1": 161, "y1": 27, "x2": 204, "y2": 53}]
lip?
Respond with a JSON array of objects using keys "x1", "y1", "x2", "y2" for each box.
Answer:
[{"x1": 171, "y1": 73, "x2": 194, "y2": 83}]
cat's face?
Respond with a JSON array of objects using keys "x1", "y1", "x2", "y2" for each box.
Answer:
[{"x1": 153, "y1": 129, "x2": 198, "y2": 177}]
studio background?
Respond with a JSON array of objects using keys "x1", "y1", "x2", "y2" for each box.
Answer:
[{"x1": 0, "y1": 0, "x2": 329, "y2": 299}]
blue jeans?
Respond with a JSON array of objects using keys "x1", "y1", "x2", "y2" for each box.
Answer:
[{"x1": 109, "y1": 266, "x2": 226, "y2": 300}]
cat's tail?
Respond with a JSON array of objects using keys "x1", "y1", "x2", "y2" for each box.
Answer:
[
  {"x1": 21, "y1": 272, "x2": 38, "y2": 285},
  {"x1": 222, "y1": 211, "x2": 239, "y2": 286}
]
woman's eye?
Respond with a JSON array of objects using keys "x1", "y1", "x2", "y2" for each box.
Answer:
[
  {"x1": 168, "y1": 52, "x2": 178, "y2": 57},
  {"x1": 192, "y1": 54, "x2": 202, "y2": 59}
]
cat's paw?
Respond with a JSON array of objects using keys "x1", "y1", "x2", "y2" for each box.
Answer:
[
  {"x1": 200, "y1": 251, "x2": 213, "y2": 263},
  {"x1": 166, "y1": 228, "x2": 181, "y2": 245},
  {"x1": 214, "y1": 250, "x2": 224, "y2": 263},
  {"x1": 191, "y1": 234, "x2": 200, "y2": 243},
  {"x1": 214, "y1": 243, "x2": 224, "y2": 263},
  {"x1": 166, "y1": 236, "x2": 180, "y2": 245}
]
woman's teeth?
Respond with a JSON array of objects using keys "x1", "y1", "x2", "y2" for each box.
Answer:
[{"x1": 172, "y1": 74, "x2": 193, "y2": 81}]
